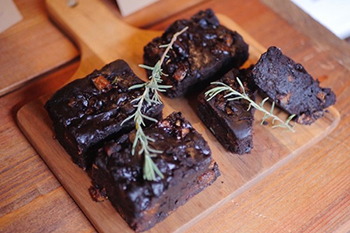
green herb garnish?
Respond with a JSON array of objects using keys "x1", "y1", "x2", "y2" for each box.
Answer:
[
  {"x1": 122, "y1": 26, "x2": 188, "y2": 181},
  {"x1": 205, "y1": 77, "x2": 295, "y2": 132}
]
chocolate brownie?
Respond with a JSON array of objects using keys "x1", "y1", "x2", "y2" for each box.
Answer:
[
  {"x1": 198, "y1": 68, "x2": 256, "y2": 154},
  {"x1": 91, "y1": 112, "x2": 220, "y2": 232},
  {"x1": 252, "y1": 46, "x2": 336, "y2": 125},
  {"x1": 45, "y1": 60, "x2": 163, "y2": 169},
  {"x1": 143, "y1": 9, "x2": 249, "y2": 98}
]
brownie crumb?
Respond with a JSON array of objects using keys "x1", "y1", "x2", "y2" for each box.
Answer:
[{"x1": 89, "y1": 186, "x2": 108, "y2": 202}]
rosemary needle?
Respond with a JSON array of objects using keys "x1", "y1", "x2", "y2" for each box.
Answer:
[{"x1": 205, "y1": 77, "x2": 295, "y2": 132}]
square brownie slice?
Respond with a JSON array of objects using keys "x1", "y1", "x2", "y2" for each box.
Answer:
[
  {"x1": 143, "y1": 9, "x2": 249, "y2": 98},
  {"x1": 91, "y1": 112, "x2": 220, "y2": 232},
  {"x1": 45, "y1": 60, "x2": 163, "y2": 169},
  {"x1": 198, "y1": 68, "x2": 256, "y2": 154},
  {"x1": 252, "y1": 46, "x2": 336, "y2": 125}
]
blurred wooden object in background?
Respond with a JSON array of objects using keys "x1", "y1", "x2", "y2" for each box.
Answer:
[{"x1": 0, "y1": 0, "x2": 209, "y2": 97}]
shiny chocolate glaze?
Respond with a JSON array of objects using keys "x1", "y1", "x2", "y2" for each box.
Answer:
[
  {"x1": 45, "y1": 60, "x2": 163, "y2": 168},
  {"x1": 92, "y1": 112, "x2": 220, "y2": 232},
  {"x1": 143, "y1": 9, "x2": 249, "y2": 98}
]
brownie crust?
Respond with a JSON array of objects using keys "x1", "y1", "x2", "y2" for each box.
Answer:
[
  {"x1": 252, "y1": 46, "x2": 336, "y2": 125},
  {"x1": 92, "y1": 112, "x2": 220, "y2": 232},
  {"x1": 45, "y1": 60, "x2": 163, "y2": 169},
  {"x1": 143, "y1": 9, "x2": 249, "y2": 98}
]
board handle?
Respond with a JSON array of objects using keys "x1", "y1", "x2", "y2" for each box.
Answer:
[
  {"x1": 46, "y1": 0, "x2": 139, "y2": 50},
  {"x1": 46, "y1": 0, "x2": 161, "y2": 81}
]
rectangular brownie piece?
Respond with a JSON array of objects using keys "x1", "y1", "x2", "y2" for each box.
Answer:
[
  {"x1": 45, "y1": 60, "x2": 163, "y2": 169},
  {"x1": 198, "y1": 68, "x2": 256, "y2": 154},
  {"x1": 91, "y1": 112, "x2": 220, "y2": 232},
  {"x1": 252, "y1": 46, "x2": 336, "y2": 125},
  {"x1": 143, "y1": 9, "x2": 249, "y2": 98}
]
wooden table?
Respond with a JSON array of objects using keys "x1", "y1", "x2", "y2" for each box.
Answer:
[{"x1": 1, "y1": 0, "x2": 349, "y2": 232}]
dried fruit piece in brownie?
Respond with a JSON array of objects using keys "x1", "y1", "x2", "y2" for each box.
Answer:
[
  {"x1": 198, "y1": 68, "x2": 256, "y2": 154},
  {"x1": 252, "y1": 46, "x2": 336, "y2": 125},
  {"x1": 92, "y1": 112, "x2": 220, "y2": 232},
  {"x1": 45, "y1": 60, "x2": 163, "y2": 169},
  {"x1": 143, "y1": 9, "x2": 249, "y2": 98}
]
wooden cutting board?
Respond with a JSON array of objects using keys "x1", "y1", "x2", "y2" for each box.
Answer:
[
  {"x1": 17, "y1": 0, "x2": 340, "y2": 232},
  {"x1": 0, "y1": 0, "x2": 79, "y2": 97},
  {"x1": 0, "y1": 0, "x2": 208, "y2": 97}
]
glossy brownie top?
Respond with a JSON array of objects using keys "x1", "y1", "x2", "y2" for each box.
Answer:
[
  {"x1": 94, "y1": 112, "x2": 212, "y2": 208},
  {"x1": 45, "y1": 60, "x2": 163, "y2": 156},
  {"x1": 143, "y1": 9, "x2": 249, "y2": 97}
]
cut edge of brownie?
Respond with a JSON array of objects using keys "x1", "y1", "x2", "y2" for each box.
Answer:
[
  {"x1": 198, "y1": 68, "x2": 256, "y2": 154},
  {"x1": 252, "y1": 46, "x2": 336, "y2": 125},
  {"x1": 198, "y1": 102, "x2": 254, "y2": 154},
  {"x1": 91, "y1": 112, "x2": 220, "y2": 232}
]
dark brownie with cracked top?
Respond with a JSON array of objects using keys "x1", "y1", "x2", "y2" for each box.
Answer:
[
  {"x1": 45, "y1": 60, "x2": 163, "y2": 169},
  {"x1": 198, "y1": 68, "x2": 256, "y2": 154},
  {"x1": 143, "y1": 9, "x2": 249, "y2": 98},
  {"x1": 252, "y1": 46, "x2": 336, "y2": 125},
  {"x1": 91, "y1": 112, "x2": 220, "y2": 232}
]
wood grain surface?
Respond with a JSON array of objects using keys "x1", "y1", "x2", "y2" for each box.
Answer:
[
  {"x1": 261, "y1": 0, "x2": 350, "y2": 69},
  {"x1": 0, "y1": 0, "x2": 208, "y2": 97},
  {"x1": 1, "y1": 0, "x2": 350, "y2": 232},
  {"x1": 0, "y1": 0, "x2": 78, "y2": 97},
  {"x1": 151, "y1": 1, "x2": 350, "y2": 232},
  {"x1": 16, "y1": 0, "x2": 340, "y2": 232},
  {"x1": 0, "y1": 61, "x2": 97, "y2": 233},
  {"x1": 101, "y1": 0, "x2": 211, "y2": 28}
]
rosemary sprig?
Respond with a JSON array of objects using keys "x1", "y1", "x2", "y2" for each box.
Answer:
[
  {"x1": 205, "y1": 78, "x2": 295, "y2": 132},
  {"x1": 122, "y1": 26, "x2": 188, "y2": 181}
]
